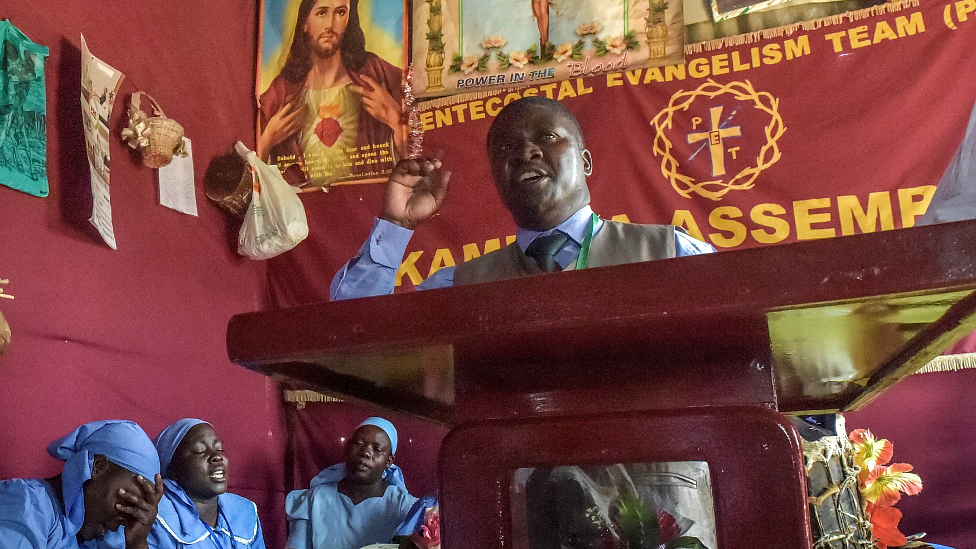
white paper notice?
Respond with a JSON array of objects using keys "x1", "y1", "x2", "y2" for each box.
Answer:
[
  {"x1": 158, "y1": 137, "x2": 197, "y2": 216},
  {"x1": 81, "y1": 34, "x2": 124, "y2": 249},
  {"x1": 89, "y1": 167, "x2": 116, "y2": 249}
]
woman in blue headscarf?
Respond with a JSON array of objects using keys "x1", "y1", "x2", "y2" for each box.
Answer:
[
  {"x1": 285, "y1": 417, "x2": 422, "y2": 549},
  {"x1": 147, "y1": 418, "x2": 265, "y2": 549},
  {"x1": 0, "y1": 420, "x2": 164, "y2": 549}
]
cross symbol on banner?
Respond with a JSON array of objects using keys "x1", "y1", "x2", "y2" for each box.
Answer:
[{"x1": 687, "y1": 106, "x2": 742, "y2": 177}]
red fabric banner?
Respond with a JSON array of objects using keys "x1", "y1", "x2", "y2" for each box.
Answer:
[{"x1": 269, "y1": 0, "x2": 976, "y2": 306}]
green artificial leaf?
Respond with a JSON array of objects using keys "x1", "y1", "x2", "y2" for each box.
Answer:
[
  {"x1": 496, "y1": 52, "x2": 511, "y2": 70},
  {"x1": 477, "y1": 52, "x2": 490, "y2": 72},
  {"x1": 664, "y1": 536, "x2": 708, "y2": 549},
  {"x1": 542, "y1": 41, "x2": 556, "y2": 62},
  {"x1": 615, "y1": 492, "x2": 659, "y2": 549},
  {"x1": 593, "y1": 37, "x2": 608, "y2": 57},
  {"x1": 571, "y1": 40, "x2": 585, "y2": 60},
  {"x1": 448, "y1": 52, "x2": 463, "y2": 73},
  {"x1": 624, "y1": 30, "x2": 641, "y2": 50}
]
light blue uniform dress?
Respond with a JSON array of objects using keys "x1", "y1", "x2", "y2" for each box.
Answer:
[
  {"x1": 102, "y1": 418, "x2": 267, "y2": 549},
  {"x1": 0, "y1": 478, "x2": 87, "y2": 549},
  {"x1": 0, "y1": 420, "x2": 160, "y2": 549},
  {"x1": 285, "y1": 417, "x2": 419, "y2": 549},
  {"x1": 285, "y1": 473, "x2": 417, "y2": 549},
  {"x1": 148, "y1": 480, "x2": 265, "y2": 549}
]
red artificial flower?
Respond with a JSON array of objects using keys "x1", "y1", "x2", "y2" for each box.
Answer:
[
  {"x1": 866, "y1": 503, "x2": 908, "y2": 549},
  {"x1": 657, "y1": 510, "x2": 680, "y2": 544},
  {"x1": 411, "y1": 506, "x2": 441, "y2": 549}
]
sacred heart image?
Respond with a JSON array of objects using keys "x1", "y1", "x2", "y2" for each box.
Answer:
[{"x1": 651, "y1": 79, "x2": 785, "y2": 201}]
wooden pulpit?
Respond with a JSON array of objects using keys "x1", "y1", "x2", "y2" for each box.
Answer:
[{"x1": 228, "y1": 219, "x2": 976, "y2": 549}]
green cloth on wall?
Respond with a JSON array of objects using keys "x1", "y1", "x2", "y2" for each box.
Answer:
[{"x1": 0, "y1": 20, "x2": 49, "y2": 197}]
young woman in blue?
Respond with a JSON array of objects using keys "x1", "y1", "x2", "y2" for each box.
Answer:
[
  {"x1": 147, "y1": 419, "x2": 265, "y2": 549},
  {"x1": 285, "y1": 417, "x2": 419, "y2": 549},
  {"x1": 0, "y1": 420, "x2": 164, "y2": 549}
]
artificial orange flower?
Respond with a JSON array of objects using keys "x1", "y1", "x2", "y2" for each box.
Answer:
[
  {"x1": 862, "y1": 463, "x2": 922, "y2": 508},
  {"x1": 865, "y1": 503, "x2": 908, "y2": 549},
  {"x1": 849, "y1": 428, "x2": 893, "y2": 482}
]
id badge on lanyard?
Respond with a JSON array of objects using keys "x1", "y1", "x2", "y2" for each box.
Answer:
[{"x1": 575, "y1": 213, "x2": 599, "y2": 270}]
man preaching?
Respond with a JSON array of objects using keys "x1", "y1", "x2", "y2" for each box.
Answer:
[{"x1": 330, "y1": 96, "x2": 715, "y2": 300}]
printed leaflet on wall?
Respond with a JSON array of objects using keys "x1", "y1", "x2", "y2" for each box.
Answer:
[{"x1": 81, "y1": 34, "x2": 124, "y2": 249}]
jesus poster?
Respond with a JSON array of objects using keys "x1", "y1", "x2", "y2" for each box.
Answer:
[{"x1": 257, "y1": 0, "x2": 408, "y2": 187}]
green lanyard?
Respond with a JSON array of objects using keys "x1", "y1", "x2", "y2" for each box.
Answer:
[{"x1": 575, "y1": 213, "x2": 599, "y2": 270}]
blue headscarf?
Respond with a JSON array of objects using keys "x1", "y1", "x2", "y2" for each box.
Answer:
[
  {"x1": 46, "y1": 420, "x2": 159, "y2": 536},
  {"x1": 310, "y1": 417, "x2": 406, "y2": 490},
  {"x1": 154, "y1": 418, "x2": 209, "y2": 477},
  {"x1": 358, "y1": 417, "x2": 398, "y2": 453}
]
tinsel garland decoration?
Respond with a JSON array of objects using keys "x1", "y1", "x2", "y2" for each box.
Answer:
[{"x1": 404, "y1": 66, "x2": 424, "y2": 159}]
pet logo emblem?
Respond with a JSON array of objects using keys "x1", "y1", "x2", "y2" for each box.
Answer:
[{"x1": 651, "y1": 79, "x2": 785, "y2": 201}]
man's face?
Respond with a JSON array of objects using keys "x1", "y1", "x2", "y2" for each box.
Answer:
[
  {"x1": 488, "y1": 105, "x2": 591, "y2": 231},
  {"x1": 343, "y1": 425, "x2": 393, "y2": 485},
  {"x1": 304, "y1": 0, "x2": 350, "y2": 58},
  {"x1": 168, "y1": 423, "x2": 229, "y2": 500},
  {"x1": 79, "y1": 458, "x2": 146, "y2": 541}
]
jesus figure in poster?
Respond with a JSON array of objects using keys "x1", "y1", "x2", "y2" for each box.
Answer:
[{"x1": 259, "y1": 0, "x2": 403, "y2": 186}]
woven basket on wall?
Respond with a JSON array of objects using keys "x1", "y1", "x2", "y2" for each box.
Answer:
[
  {"x1": 203, "y1": 151, "x2": 252, "y2": 219},
  {"x1": 121, "y1": 91, "x2": 186, "y2": 169}
]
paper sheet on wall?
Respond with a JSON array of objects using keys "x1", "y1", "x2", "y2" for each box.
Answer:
[
  {"x1": 158, "y1": 137, "x2": 197, "y2": 216},
  {"x1": 81, "y1": 34, "x2": 124, "y2": 249}
]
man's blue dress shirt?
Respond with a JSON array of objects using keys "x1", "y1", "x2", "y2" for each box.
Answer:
[{"x1": 331, "y1": 206, "x2": 716, "y2": 301}]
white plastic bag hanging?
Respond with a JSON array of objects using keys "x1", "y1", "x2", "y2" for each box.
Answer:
[{"x1": 235, "y1": 141, "x2": 309, "y2": 260}]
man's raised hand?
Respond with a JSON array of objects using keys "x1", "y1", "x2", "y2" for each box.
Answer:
[{"x1": 381, "y1": 156, "x2": 451, "y2": 230}]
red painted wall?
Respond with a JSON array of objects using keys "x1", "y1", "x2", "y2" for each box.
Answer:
[
  {"x1": 0, "y1": 2, "x2": 288, "y2": 547},
  {"x1": 846, "y1": 370, "x2": 976, "y2": 548}
]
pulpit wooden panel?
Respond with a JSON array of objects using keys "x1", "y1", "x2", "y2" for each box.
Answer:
[{"x1": 228, "y1": 220, "x2": 976, "y2": 422}]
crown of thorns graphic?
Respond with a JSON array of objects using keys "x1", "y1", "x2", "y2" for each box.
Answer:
[{"x1": 651, "y1": 79, "x2": 785, "y2": 201}]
